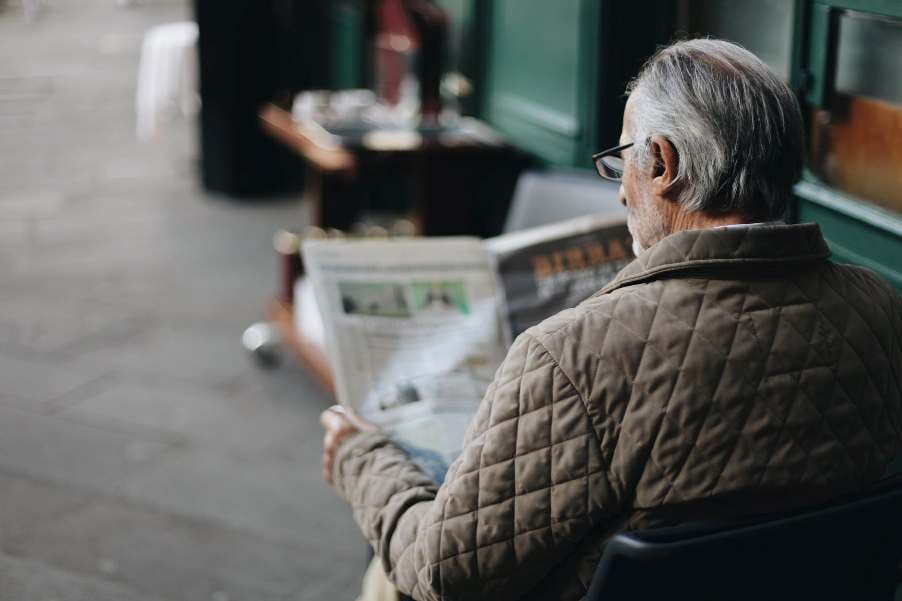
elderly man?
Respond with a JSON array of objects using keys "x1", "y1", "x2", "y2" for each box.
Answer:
[{"x1": 320, "y1": 39, "x2": 902, "y2": 601}]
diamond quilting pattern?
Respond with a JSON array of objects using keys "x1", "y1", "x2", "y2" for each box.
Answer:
[{"x1": 332, "y1": 224, "x2": 902, "y2": 601}]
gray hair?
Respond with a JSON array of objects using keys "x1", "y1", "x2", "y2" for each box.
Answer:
[{"x1": 626, "y1": 39, "x2": 804, "y2": 220}]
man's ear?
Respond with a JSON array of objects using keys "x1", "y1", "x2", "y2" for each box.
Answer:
[{"x1": 649, "y1": 135, "x2": 681, "y2": 199}]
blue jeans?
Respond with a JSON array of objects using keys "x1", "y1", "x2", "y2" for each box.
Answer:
[{"x1": 398, "y1": 443, "x2": 450, "y2": 485}]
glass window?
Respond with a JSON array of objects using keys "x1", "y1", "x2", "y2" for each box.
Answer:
[
  {"x1": 683, "y1": 0, "x2": 794, "y2": 79},
  {"x1": 810, "y1": 10, "x2": 902, "y2": 216},
  {"x1": 834, "y1": 11, "x2": 902, "y2": 105}
]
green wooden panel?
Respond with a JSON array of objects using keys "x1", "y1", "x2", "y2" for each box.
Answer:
[
  {"x1": 789, "y1": 0, "x2": 809, "y2": 98},
  {"x1": 814, "y1": 0, "x2": 902, "y2": 18},
  {"x1": 481, "y1": 0, "x2": 600, "y2": 167},
  {"x1": 795, "y1": 179, "x2": 902, "y2": 290},
  {"x1": 805, "y1": 2, "x2": 836, "y2": 106},
  {"x1": 329, "y1": 2, "x2": 366, "y2": 90}
]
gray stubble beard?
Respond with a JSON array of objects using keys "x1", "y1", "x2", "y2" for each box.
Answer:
[{"x1": 627, "y1": 202, "x2": 671, "y2": 257}]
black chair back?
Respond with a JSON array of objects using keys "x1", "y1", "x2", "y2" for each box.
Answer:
[{"x1": 588, "y1": 476, "x2": 902, "y2": 601}]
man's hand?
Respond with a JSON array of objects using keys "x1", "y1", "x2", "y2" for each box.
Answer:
[{"x1": 320, "y1": 405, "x2": 377, "y2": 483}]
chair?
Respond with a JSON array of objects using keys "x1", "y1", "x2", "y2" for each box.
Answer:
[
  {"x1": 135, "y1": 21, "x2": 199, "y2": 141},
  {"x1": 502, "y1": 169, "x2": 624, "y2": 233},
  {"x1": 587, "y1": 475, "x2": 902, "y2": 601}
]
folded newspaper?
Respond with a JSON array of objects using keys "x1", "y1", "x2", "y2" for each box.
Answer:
[{"x1": 303, "y1": 214, "x2": 633, "y2": 462}]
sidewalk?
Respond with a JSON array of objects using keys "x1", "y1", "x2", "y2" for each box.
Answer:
[{"x1": 0, "y1": 1, "x2": 365, "y2": 599}]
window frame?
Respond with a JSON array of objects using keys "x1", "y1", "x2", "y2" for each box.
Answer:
[{"x1": 790, "y1": 0, "x2": 902, "y2": 288}]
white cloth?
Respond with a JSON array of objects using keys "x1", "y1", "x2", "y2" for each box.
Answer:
[
  {"x1": 355, "y1": 556, "x2": 399, "y2": 601},
  {"x1": 135, "y1": 21, "x2": 199, "y2": 141}
]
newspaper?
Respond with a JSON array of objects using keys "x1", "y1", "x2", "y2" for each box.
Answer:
[
  {"x1": 303, "y1": 216, "x2": 632, "y2": 461},
  {"x1": 303, "y1": 238, "x2": 508, "y2": 460},
  {"x1": 487, "y1": 213, "x2": 633, "y2": 341}
]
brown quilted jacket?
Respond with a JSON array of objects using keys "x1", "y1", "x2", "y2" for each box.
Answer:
[{"x1": 333, "y1": 223, "x2": 902, "y2": 601}]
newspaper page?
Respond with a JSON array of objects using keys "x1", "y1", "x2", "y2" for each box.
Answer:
[
  {"x1": 303, "y1": 237, "x2": 507, "y2": 461},
  {"x1": 486, "y1": 214, "x2": 634, "y2": 342}
]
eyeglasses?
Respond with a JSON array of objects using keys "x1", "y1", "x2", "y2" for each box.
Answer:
[{"x1": 591, "y1": 142, "x2": 634, "y2": 181}]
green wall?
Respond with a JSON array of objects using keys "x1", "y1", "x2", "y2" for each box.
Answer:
[
  {"x1": 480, "y1": 0, "x2": 600, "y2": 167},
  {"x1": 795, "y1": 182, "x2": 902, "y2": 289},
  {"x1": 329, "y1": 1, "x2": 366, "y2": 90}
]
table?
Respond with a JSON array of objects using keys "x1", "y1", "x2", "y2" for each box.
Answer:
[{"x1": 259, "y1": 103, "x2": 529, "y2": 236}]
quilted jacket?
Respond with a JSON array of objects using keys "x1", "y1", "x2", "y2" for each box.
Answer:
[{"x1": 333, "y1": 223, "x2": 902, "y2": 601}]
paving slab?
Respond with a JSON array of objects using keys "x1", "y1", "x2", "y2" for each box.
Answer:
[
  {"x1": 0, "y1": 551, "x2": 169, "y2": 601},
  {"x1": 61, "y1": 321, "x2": 255, "y2": 388},
  {"x1": 0, "y1": 353, "x2": 109, "y2": 410},
  {"x1": 14, "y1": 486, "x2": 358, "y2": 601},
  {"x1": 0, "y1": 298, "x2": 151, "y2": 357},
  {"x1": 119, "y1": 442, "x2": 366, "y2": 551},
  {"x1": 58, "y1": 374, "x2": 323, "y2": 460},
  {"x1": 0, "y1": 471, "x2": 94, "y2": 546},
  {"x1": 0, "y1": 403, "x2": 169, "y2": 497}
]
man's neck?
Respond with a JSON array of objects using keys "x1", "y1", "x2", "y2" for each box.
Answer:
[{"x1": 670, "y1": 210, "x2": 751, "y2": 233}]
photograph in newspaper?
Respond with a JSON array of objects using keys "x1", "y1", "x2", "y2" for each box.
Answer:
[
  {"x1": 303, "y1": 238, "x2": 507, "y2": 461},
  {"x1": 486, "y1": 214, "x2": 633, "y2": 340}
]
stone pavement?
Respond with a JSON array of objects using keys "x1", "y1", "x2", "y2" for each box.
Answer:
[{"x1": 0, "y1": 0, "x2": 367, "y2": 599}]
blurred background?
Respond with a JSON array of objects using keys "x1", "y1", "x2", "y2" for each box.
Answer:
[{"x1": 0, "y1": 0, "x2": 899, "y2": 600}]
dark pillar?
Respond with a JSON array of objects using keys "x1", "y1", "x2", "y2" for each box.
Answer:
[{"x1": 193, "y1": 0, "x2": 295, "y2": 196}]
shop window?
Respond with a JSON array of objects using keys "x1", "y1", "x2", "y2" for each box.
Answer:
[{"x1": 810, "y1": 10, "x2": 902, "y2": 215}]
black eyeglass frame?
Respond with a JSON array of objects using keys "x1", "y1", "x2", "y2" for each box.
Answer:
[{"x1": 591, "y1": 142, "x2": 634, "y2": 181}]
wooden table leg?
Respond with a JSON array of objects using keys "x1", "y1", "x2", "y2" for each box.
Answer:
[{"x1": 266, "y1": 298, "x2": 337, "y2": 398}]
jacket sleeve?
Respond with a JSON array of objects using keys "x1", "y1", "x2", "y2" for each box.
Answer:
[{"x1": 332, "y1": 332, "x2": 619, "y2": 601}]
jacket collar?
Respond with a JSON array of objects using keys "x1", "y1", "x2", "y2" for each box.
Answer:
[{"x1": 600, "y1": 222, "x2": 831, "y2": 295}]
